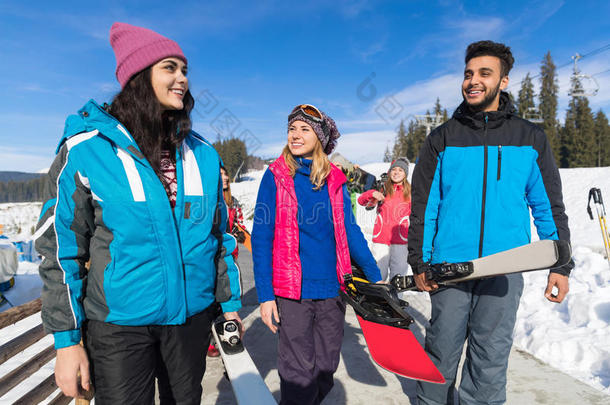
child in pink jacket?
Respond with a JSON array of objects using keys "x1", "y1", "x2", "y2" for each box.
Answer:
[{"x1": 358, "y1": 157, "x2": 412, "y2": 281}]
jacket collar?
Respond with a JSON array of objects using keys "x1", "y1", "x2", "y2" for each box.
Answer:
[
  {"x1": 270, "y1": 155, "x2": 346, "y2": 192},
  {"x1": 58, "y1": 100, "x2": 145, "y2": 161},
  {"x1": 452, "y1": 91, "x2": 516, "y2": 129}
]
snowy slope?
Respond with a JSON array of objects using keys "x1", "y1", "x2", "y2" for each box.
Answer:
[{"x1": 0, "y1": 164, "x2": 609, "y2": 397}]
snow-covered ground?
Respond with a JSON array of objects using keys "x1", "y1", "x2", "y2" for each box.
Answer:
[
  {"x1": 0, "y1": 202, "x2": 42, "y2": 241},
  {"x1": 1, "y1": 163, "x2": 609, "y2": 399}
]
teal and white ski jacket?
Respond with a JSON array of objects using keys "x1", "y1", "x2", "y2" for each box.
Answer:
[{"x1": 35, "y1": 100, "x2": 241, "y2": 349}]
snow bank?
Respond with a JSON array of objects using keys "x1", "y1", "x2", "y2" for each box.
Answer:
[
  {"x1": 515, "y1": 246, "x2": 610, "y2": 393},
  {"x1": 0, "y1": 202, "x2": 42, "y2": 241}
]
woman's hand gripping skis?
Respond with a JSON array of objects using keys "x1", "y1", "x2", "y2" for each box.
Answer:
[
  {"x1": 392, "y1": 239, "x2": 572, "y2": 292},
  {"x1": 211, "y1": 320, "x2": 277, "y2": 404},
  {"x1": 341, "y1": 275, "x2": 445, "y2": 384}
]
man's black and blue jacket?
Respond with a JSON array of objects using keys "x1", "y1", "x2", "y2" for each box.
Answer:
[{"x1": 408, "y1": 92, "x2": 573, "y2": 276}]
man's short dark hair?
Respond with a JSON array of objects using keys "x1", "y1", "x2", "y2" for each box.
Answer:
[{"x1": 465, "y1": 41, "x2": 514, "y2": 77}]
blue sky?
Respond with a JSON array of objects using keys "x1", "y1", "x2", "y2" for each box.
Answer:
[{"x1": 1, "y1": 0, "x2": 609, "y2": 172}]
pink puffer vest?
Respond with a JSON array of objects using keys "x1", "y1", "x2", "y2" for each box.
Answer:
[{"x1": 268, "y1": 156, "x2": 352, "y2": 299}]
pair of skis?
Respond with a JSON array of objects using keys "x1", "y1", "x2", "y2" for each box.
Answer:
[{"x1": 343, "y1": 239, "x2": 572, "y2": 384}]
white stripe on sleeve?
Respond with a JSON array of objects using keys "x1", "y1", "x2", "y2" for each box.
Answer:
[{"x1": 116, "y1": 148, "x2": 146, "y2": 202}]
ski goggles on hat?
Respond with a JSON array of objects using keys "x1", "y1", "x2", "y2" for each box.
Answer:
[{"x1": 289, "y1": 104, "x2": 323, "y2": 122}]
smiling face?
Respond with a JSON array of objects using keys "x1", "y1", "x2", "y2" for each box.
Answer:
[
  {"x1": 390, "y1": 166, "x2": 406, "y2": 183},
  {"x1": 287, "y1": 120, "x2": 318, "y2": 158},
  {"x1": 462, "y1": 55, "x2": 509, "y2": 112},
  {"x1": 151, "y1": 57, "x2": 188, "y2": 110}
]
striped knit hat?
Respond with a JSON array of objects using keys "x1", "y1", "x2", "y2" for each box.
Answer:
[{"x1": 288, "y1": 109, "x2": 341, "y2": 155}]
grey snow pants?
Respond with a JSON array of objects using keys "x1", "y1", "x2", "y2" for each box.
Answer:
[{"x1": 417, "y1": 273, "x2": 524, "y2": 405}]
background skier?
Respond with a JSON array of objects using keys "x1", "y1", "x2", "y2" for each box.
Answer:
[
  {"x1": 408, "y1": 41, "x2": 573, "y2": 405},
  {"x1": 221, "y1": 164, "x2": 246, "y2": 258},
  {"x1": 358, "y1": 157, "x2": 412, "y2": 281}
]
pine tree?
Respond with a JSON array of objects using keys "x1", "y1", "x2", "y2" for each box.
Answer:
[
  {"x1": 383, "y1": 145, "x2": 392, "y2": 162},
  {"x1": 409, "y1": 120, "x2": 427, "y2": 162},
  {"x1": 561, "y1": 104, "x2": 576, "y2": 168},
  {"x1": 434, "y1": 98, "x2": 449, "y2": 123},
  {"x1": 539, "y1": 52, "x2": 561, "y2": 163},
  {"x1": 392, "y1": 120, "x2": 408, "y2": 159},
  {"x1": 433, "y1": 98, "x2": 442, "y2": 118},
  {"x1": 404, "y1": 121, "x2": 415, "y2": 161},
  {"x1": 594, "y1": 110, "x2": 610, "y2": 167},
  {"x1": 563, "y1": 77, "x2": 596, "y2": 167},
  {"x1": 0, "y1": 176, "x2": 45, "y2": 203},
  {"x1": 517, "y1": 73, "x2": 536, "y2": 118},
  {"x1": 213, "y1": 137, "x2": 248, "y2": 180}
]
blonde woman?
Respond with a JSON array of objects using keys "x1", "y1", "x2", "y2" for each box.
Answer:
[{"x1": 252, "y1": 104, "x2": 381, "y2": 404}]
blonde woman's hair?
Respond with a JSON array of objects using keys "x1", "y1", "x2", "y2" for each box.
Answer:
[
  {"x1": 281, "y1": 141, "x2": 331, "y2": 190},
  {"x1": 384, "y1": 171, "x2": 411, "y2": 202}
]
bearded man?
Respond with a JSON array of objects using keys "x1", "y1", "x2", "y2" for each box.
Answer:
[{"x1": 407, "y1": 41, "x2": 573, "y2": 405}]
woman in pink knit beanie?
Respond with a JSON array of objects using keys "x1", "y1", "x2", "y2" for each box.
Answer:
[{"x1": 38, "y1": 22, "x2": 243, "y2": 404}]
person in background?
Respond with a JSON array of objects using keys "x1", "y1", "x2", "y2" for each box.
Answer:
[
  {"x1": 207, "y1": 164, "x2": 247, "y2": 358},
  {"x1": 221, "y1": 164, "x2": 246, "y2": 258},
  {"x1": 358, "y1": 157, "x2": 412, "y2": 281},
  {"x1": 35, "y1": 22, "x2": 242, "y2": 404},
  {"x1": 329, "y1": 152, "x2": 376, "y2": 215},
  {"x1": 252, "y1": 104, "x2": 382, "y2": 405}
]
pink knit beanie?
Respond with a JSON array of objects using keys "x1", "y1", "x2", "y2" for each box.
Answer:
[{"x1": 109, "y1": 22, "x2": 187, "y2": 88}]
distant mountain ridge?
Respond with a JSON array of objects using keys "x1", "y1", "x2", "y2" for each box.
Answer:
[{"x1": 0, "y1": 172, "x2": 44, "y2": 183}]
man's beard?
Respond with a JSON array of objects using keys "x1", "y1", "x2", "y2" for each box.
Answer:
[{"x1": 463, "y1": 80, "x2": 502, "y2": 113}]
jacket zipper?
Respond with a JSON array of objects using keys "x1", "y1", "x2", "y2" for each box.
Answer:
[
  {"x1": 479, "y1": 115, "x2": 489, "y2": 258},
  {"x1": 497, "y1": 145, "x2": 502, "y2": 181}
]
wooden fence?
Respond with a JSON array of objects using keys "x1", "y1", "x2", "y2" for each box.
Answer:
[{"x1": 0, "y1": 298, "x2": 91, "y2": 404}]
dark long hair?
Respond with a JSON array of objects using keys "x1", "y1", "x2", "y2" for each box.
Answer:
[{"x1": 108, "y1": 66, "x2": 195, "y2": 178}]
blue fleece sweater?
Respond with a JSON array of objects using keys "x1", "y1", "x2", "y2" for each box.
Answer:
[{"x1": 252, "y1": 158, "x2": 381, "y2": 303}]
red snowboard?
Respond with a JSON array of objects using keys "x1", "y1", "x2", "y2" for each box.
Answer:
[{"x1": 356, "y1": 315, "x2": 445, "y2": 384}]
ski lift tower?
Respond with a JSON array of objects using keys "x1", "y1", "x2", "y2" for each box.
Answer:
[
  {"x1": 569, "y1": 53, "x2": 600, "y2": 97},
  {"x1": 414, "y1": 113, "x2": 444, "y2": 136}
]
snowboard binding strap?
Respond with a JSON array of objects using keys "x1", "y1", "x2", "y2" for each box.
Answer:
[
  {"x1": 214, "y1": 320, "x2": 244, "y2": 354},
  {"x1": 342, "y1": 274, "x2": 414, "y2": 329},
  {"x1": 391, "y1": 261, "x2": 474, "y2": 292}
]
